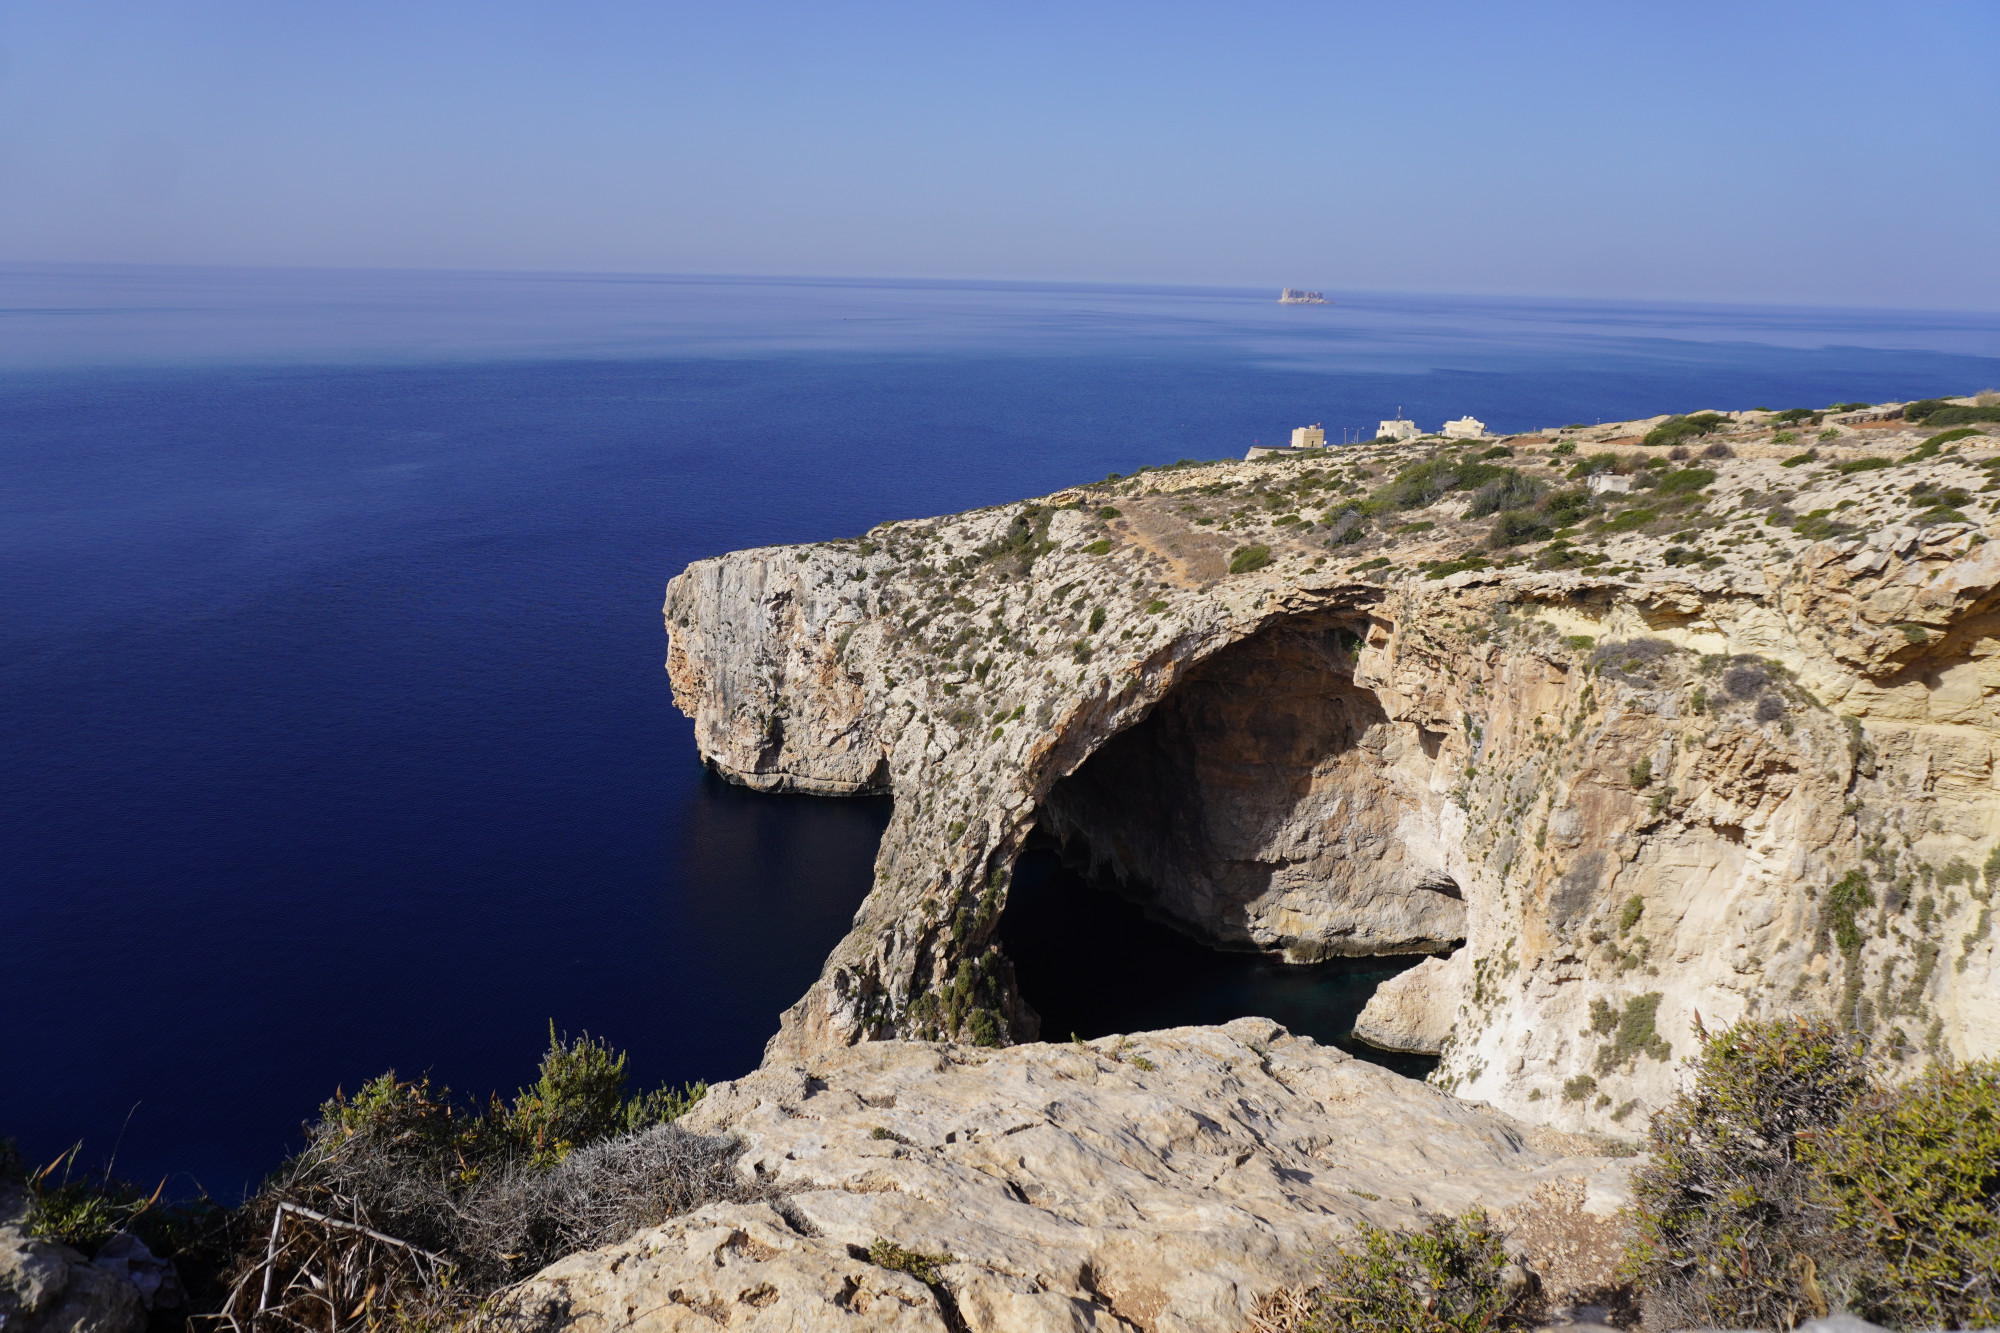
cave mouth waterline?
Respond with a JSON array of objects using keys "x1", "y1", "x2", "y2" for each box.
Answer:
[{"x1": 998, "y1": 849, "x2": 1442, "y2": 1080}]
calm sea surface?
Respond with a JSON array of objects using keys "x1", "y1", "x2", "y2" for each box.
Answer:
[{"x1": 4, "y1": 265, "x2": 1996, "y2": 1197}]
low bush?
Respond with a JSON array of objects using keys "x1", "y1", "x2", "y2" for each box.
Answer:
[
  {"x1": 1466, "y1": 470, "x2": 1547, "y2": 518},
  {"x1": 1922, "y1": 405, "x2": 2000, "y2": 427},
  {"x1": 1914, "y1": 426, "x2": 1982, "y2": 453},
  {"x1": 1374, "y1": 458, "x2": 1513, "y2": 511},
  {"x1": 1656, "y1": 467, "x2": 1716, "y2": 496},
  {"x1": 1230, "y1": 544, "x2": 1273, "y2": 574},
  {"x1": 1805, "y1": 1062, "x2": 2000, "y2": 1329},
  {"x1": 1837, "y1": 457, "x2": 1893, "y2": 475},
  {"x1": 1624, "y1": 1014, "x2": 2000, "y2": 1332},
  {"x1": 1307, "y1": 1210, "x2": 1526, "y2": 1332},
  {"x1": 12, "y1": 1029, "x2": 727, "y2": 1333},
  {"x1": 1486, "y1": 509, "x2": 1551, "y2": 549},
  {"x1": 1642, "y1": 414, "x2": 1728, "y2": 448},
  {"x1": 1624, "y1": 1015, "x2": 1868, "y2": 1331},
  {"x1": 1593, "y1": 507, "x2": 1658, "y2": 535}
]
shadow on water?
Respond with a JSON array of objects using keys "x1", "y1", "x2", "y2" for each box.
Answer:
[
  {"x1": 671, "y1": 769, "x2": 894, "y2": 1054},
  {"x1": 1000, "y1": 850, "x2": 1441, "y2": 1080}
]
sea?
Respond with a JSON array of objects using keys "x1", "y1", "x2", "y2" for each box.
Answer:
[{"x1": 4, "y1": 263, "x2": 1996, "y2": 1200}]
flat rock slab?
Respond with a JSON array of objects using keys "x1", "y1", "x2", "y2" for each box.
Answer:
[{"x1": 522, "y1": 1019, "x2": 1631, "y2": 1333}]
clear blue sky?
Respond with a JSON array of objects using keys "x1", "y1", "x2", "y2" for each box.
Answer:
[{"x1": 2, "y1": 1, "x2": 1994, "y2": 307}]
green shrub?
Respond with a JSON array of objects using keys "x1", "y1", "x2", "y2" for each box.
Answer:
[
  {"x1": 1782, "y1": 451, "x2": 1818, "y2": 467},
  {"x1": 1837, "y1": 457, "x2": 1892, "y2": 475},
  {"x1": 1229, "y1": 544, "x2": 1273, "y2": 574},
  {"x1": 1828, "y1": 402, "x2": 1871, "y2": 413},
  {"x1": 1922, "y1": 405, "x2": 2000, "y2": 427},
  {"x1": 1804, "y1": 1061, "x2": 2000, "y2": 1329},
  {"x1": 1466, "y1": 470, "x2": 1547, "y2": 517},
  {"x1": 1595, "y1": 993, "x2": 1670, "y2": 1072},
  {"x1": 1904, "y1": 397, "x2": 1999, "y2": 426},
  {"x1": 1563, "y1": 1073, "x2": 1598, "y2": 1102},
  {"x1": 1374, "y1": 458, "x2": 1511, "y2": 511},
  {"x1": 1422, "y1": 554, "x2": 1492, "y2": 580},
  {"x1": 1772, "y1": 408, "x2": 1821, "y2": 424},
  {"x1": 1308, "y1": 1210, "x2": 1526, "y2": 1333},
  {"x1": 1087, "y1": 606, "x2": 1107, "y2": 633},
  {"x1": 1485, "y1": 509, "x2": 1551, "y2": 549},
  {"x1": 1624, "y1": 1015, "x2": 1868, "y2": 1331},
  {"x1": 1916, "y1": 426, "x2": 1983, "y2": 451},
  {"x1": 1827, "y1": 870, "x2": 1874, "y2": 961},
  {"x1": 1594, "y1": 507, "x2": 1658, "y2": 534},
  {"x1": 1551, "y1": 440, "x2": 1577, "y2": 456},
  {"x1": 1643, "y1": 414, "x2": 1728, "y2": 448},
  {"x1": 1539, "y1": 487, "x2": 1593, "y2": 524},
  {"x1": 1656, "y1": 467, "x2": 1716, "y2": 495},
  {"x1": 868, "y1": 1237, "x2": 955, "y2": 1287},
  {"x1": 1098, "y1": 506, "x2": 1122, "y2": 519},
  {"x1": 1081, "y1": 539, "x2": 1111, "y2": 555}
]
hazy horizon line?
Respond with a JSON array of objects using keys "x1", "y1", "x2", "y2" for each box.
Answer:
[{"x1": 8, "y1": 259, "x2": 1999, "y2": 321}]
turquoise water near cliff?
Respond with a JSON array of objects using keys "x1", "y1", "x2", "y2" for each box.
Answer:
[{"x1": 3, "y1": 265, "x2": 1996, "y2": 1197}]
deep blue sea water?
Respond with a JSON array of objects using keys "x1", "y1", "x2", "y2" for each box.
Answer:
[{"x1": 4, "y1": 265, "x2": 1996, "y2": 1199}]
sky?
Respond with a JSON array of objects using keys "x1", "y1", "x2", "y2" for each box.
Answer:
[{"x1": 0, "y1": 1, "x2": 1995, "y2": 308}]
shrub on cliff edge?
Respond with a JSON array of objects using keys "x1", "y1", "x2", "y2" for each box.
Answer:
[
  {"x1": 1624, "y1": 1015, "x2": 1867, "y2": 1330},
  {"x1": 1625, "y1": 1013, "x2": 2000, "y2": 1331},
  {"x1": 1802, "y1": 1060, "x2": 2000, "y2": 1329}
]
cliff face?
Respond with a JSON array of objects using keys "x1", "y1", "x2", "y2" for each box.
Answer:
[{"x1": 664, "y1": 410, "x2": 2000, "y2": 1133}]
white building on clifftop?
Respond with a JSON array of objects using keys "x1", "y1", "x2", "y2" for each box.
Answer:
[
  {"x1": 1378, "y1": 417, "x2": 1419, "y2": 441},
  {"x1": 1441, "y1": 415, "x2": 1487, "y2": 439},
  {"x1": 1290, "y1": 423, "x2": 1326, "y2": 449}
]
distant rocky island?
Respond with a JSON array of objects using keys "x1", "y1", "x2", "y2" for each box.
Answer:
[{"x1": 1277, "y1": 287, "x2": 1328, "y2": 304}]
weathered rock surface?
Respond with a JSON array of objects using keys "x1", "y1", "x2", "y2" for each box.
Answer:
[
  {"x1": 0, "y1": 1185, "x2": 144, "y2": 1333},
  {"x1": 665, "y1": 406, "x2": 2000, "y2": 1134},
  {"x1": 519, "y1": 1020, "x2": 1630, "y2": 1333}
]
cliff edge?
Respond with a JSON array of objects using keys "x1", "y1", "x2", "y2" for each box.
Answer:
[{"x1": 664, "y1": 405, "x2": 2000, "y2": 1135}]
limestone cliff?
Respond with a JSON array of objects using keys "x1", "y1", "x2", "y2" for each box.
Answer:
[{"x1": 664, "y1": 405, "x2": 2000, "y2": 1134}]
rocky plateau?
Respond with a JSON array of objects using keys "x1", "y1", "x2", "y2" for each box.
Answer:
[{"x1": 642, "y1": 396, "x2": 2000, "y2": 1327}]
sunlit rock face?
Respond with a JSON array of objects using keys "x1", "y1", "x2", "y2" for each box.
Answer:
[{"x1": 666, "y1": 415, "x2": 2000, "y2": 1135}]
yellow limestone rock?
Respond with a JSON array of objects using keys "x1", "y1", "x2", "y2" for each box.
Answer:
[{"x1": 519, "y1": 1021, "x2": 1629, "y2": 1333}]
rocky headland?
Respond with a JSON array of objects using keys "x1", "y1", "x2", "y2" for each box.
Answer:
[{"x1": 665, "y1": 401, "x2": 2000, "y2": 1135}]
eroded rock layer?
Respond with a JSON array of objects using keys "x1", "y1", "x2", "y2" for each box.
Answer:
[
  {"x1": 665, "y1": 404, "x2": 2000, "y2": 1134},
  {"x1": 518, "y1": 1021, "x2": 1629, "y2": 1333}
]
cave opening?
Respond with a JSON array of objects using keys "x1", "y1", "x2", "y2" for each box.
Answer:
[
  {"x1": 1003, "y1": 611, "x2": 1460, "y2": 1076},
  {"x1": 999, "y1": 849, "x2": 1439, "y2": 1077}
]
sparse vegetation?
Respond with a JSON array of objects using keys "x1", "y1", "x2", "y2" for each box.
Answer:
[
  {"x1": 1625, "y1": 1015, "x2": 2000, "y2": 1331},
  {"x1": 1230, "y1": 544, "x2": 1273, "y2": 574},
  {"x1": 1642, "y1": 414, "x2": 1728, "y2": 448},
  {"x1": 1305, "y1": 1210, "x2": 1527, "y2": 1333}
]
